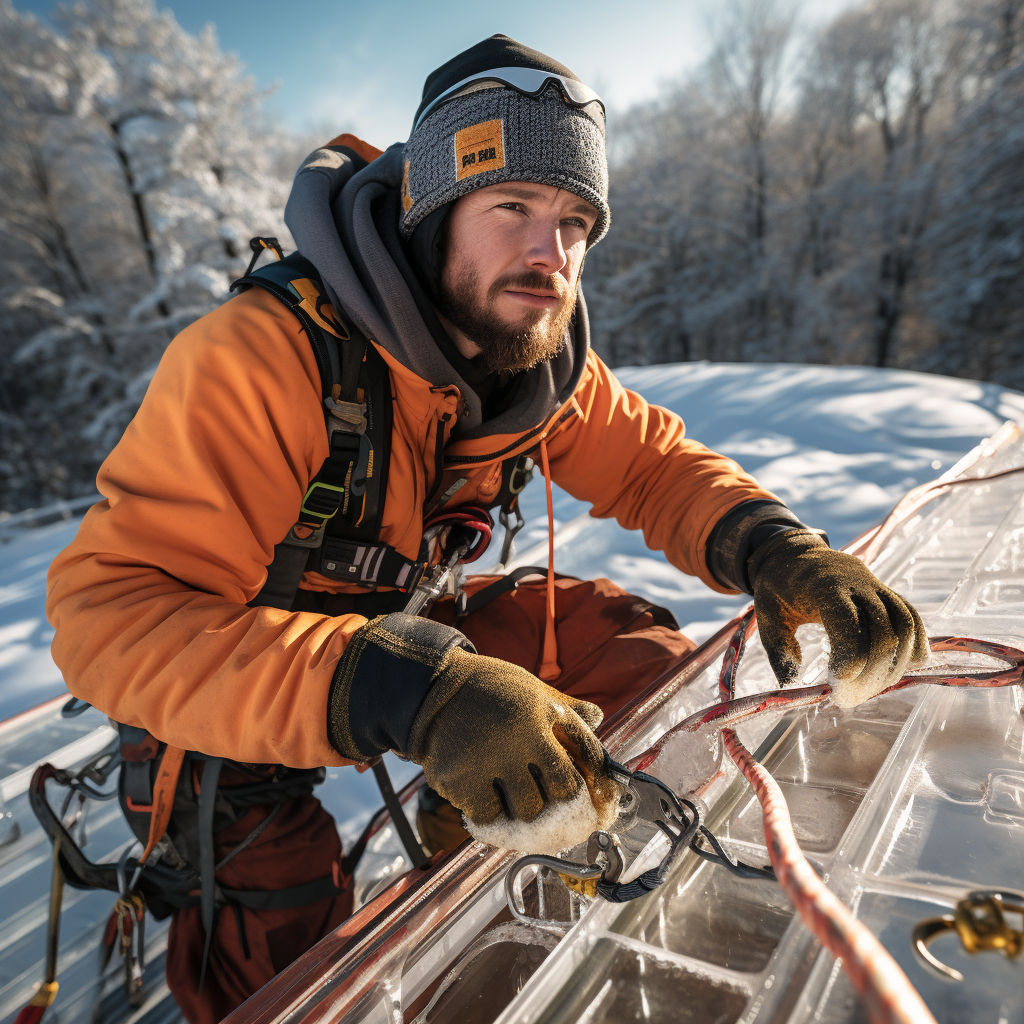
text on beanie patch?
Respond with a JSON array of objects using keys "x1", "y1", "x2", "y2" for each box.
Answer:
[
  {"x1": 454, "y1": 119, "x2": 506, "y2": 181},
  {"x1": 402, "y1": 159, "x2": 413, "y2": 213}
]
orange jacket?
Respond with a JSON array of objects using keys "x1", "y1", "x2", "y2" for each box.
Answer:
[{"x1": 46, "y1": 285, "x2": 777, "y2": 769}]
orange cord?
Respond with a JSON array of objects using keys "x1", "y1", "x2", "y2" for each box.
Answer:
[{"x1": 538, "y1": 440, "x2": 560, "y2": 680}]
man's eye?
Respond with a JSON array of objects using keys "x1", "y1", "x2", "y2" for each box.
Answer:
[
  {"x1": 562, "y1": 217, "x2": 587, "y2": 230},
  {"x1": 499, "y1": 202, "x2": 525, "y2": 213}
]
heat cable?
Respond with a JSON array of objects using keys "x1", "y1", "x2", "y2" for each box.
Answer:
[
  {"x1": 722, "y1": 728, "x2": 938, "y2": 1024},
  {"x1": 718, "y1": 613, "x2": 939, "y2": 1024},
  {"x1": 710, "y1": 620, "x2": 1024, "y2": 1018}
]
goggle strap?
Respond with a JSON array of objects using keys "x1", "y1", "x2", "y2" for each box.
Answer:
[{"x1": 413, "y1": 66, "x2": 604, "y2": 132}]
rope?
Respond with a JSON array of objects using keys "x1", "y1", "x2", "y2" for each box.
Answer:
[
  {"x1": 723, "y1": 728, "x2": 938, "y2": 1024},
  {"x1": 715, "y1": 612, "x2": 937, "y2": 1024}
]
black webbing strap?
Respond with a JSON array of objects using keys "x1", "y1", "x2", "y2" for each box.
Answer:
[
  {"x1": 231, "y1": 251, "x2": 342, "y2": 398},
  {"x1": 197, "y1": 756, "x2": 223, "y2": 992},
  {"x1": 255, "y1": 541, "x2": 316, "y2": 611},
  {"x1": 319, "y1": 537, "x2": 426, "y2": 590},
  {"x1": 460, "y1": 566, "x2": 549, "y2": 617},
  {"x1": 236, "y1": 247, "x2": 402, "y2": 613},
  {"x1": 370, "y1": 759, "x2": 430, "y2": 870},
  {"x1": 596, "y1": 869, "x2": 664, "y2": 903},
  {"x1": 221, "y1": 875, "x2": 347, "y2": 911}
]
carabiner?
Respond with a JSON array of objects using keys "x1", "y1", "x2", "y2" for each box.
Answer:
[
  {"x1": 505, "y1": 854, "x2": 603, "y2": 929},
  {"x1": 912, "y1": 890, "x2": 1024, "y2": 981}
]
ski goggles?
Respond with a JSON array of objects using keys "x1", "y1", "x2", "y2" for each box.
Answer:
[{"x1": 412, "y1": 66, "x2": 605, "y2": 133}]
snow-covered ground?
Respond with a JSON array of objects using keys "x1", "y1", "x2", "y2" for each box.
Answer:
[
  {"x1": 508, "y1": 362, "x2": 1024, "y2": 643},
  {"x1": 2, "y1": 362, "x2": 1023, "y2": 725}
]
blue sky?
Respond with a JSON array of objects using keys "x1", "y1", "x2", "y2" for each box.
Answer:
[{"x1": 16, "y1": 0, "x2": 857, "y2": 145}]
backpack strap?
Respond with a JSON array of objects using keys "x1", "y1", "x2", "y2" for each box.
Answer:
[{"x1": 231, "y1": 241, "x2": 426, "y2": 609}]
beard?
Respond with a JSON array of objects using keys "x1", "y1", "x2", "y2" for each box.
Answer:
[{"x1": 438, "y1": 259, "x2": 577, "y2": 375}]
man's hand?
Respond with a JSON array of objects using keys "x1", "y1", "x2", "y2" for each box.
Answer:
[
  {"x1": 327, "y1": 613, "x2": 621, "y2": 850},
  {"x1": 750, "y1": 531, "x2": 930, "y2": 705},
  {"x1": 407, "y1": 647, "x2": 614, "y2": 826}
]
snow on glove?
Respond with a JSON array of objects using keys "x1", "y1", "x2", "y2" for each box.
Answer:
[
  {"x1": 750, "y1": 531, "x2": 930, "y2": 707},
  {"x1": 327, "y1": 613, "x2": 623, "y2": 855}
]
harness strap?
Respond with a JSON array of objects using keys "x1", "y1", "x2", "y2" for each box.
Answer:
[
  {"x1": 197, "y1": 757, "x2": 223, "y2": 993},
  {"x1": 538, "y1": 440, "x2": 561, "y2": 681},
  {"x1": 458, "y1": 566, "x2": 550, "y2": 618},
  {"x1": 138, "y1": 745, "x2": 186, "y2": 867},
  {"x1": 234, "y1": 248, "x2": 403, "y2": 611},
  {"x1": 369, "y1": 759, "x2": 430, "y2": 870},
  {"x1": 319, "y1": 537, "x2": 426, "y2": 590},
  {"x1": 255, "y1": 539, "x2": 318, "y2": 611}
]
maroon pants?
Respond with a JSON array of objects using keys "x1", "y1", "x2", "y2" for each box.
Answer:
[{"x1": 167, "y1": 575, "x2": 693, "y2": 1023}]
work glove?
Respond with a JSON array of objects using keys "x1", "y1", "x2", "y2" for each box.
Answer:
[
  {"x1": 327, "y1": 613, "x2": 622, "y2": 853},
  {"x1": 749, "y1": 530, "x2": 930, "y2": 706}
]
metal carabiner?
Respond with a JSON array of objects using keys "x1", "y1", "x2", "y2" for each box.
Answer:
[
  {"x1": 505, "y1": 854, "x2": 604, "y2": 930},
  {"x1": 913, "y1": 890, "x2": 1024, "y2": 981},
  {"x1": 497, "y1": 504, "x2": 525, "y2": 567}
]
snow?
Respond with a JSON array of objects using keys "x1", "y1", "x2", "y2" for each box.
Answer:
[
  {"x1": 0, "y1": 518, "x2": 82, "y2": 720},
  {"x1": 507, "y1": 363, "x2": 1024, "y2": 644},
  {"x1": 467, "y1": 784, "x2": 620, "y2": 856},
  {"x1": 2, "y1": 362, "x2": 1023, "y2": 728}
]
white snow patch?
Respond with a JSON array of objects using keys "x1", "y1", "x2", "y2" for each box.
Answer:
[
  {"x1": 828, "y1": 642, "x2": 931, "y2": 709},
  {"x1": 466, "y1": 786, "x2": 620, "y2": 856}
]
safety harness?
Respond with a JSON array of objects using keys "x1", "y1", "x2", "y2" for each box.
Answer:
[
  {"x1": 22, "y1": 236, "x2": 540, "y2": 1013},
  {"x1": 231, "y1": 236, "x2": 534, "y2": 609}
]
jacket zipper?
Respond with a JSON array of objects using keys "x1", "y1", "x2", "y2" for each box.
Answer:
[{"x1": 424, "y1": 414, "x2": 450, "y2": 504}]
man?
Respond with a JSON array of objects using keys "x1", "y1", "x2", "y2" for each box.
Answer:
[{"x1": 46, "y1": 34, "x2": 927, "y2": 1023}]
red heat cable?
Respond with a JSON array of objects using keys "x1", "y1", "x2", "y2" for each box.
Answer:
[{"x1": 719, "y1": 612, "x2": 939, "y2": 1024}]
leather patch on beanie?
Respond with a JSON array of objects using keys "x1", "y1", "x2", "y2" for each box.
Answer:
[
  {"x1": 402, "y1": 159, "x2": 414, "y2": 213},
  {"x1": 454, "y1": 118, "x2": 505, "y2": 181}
]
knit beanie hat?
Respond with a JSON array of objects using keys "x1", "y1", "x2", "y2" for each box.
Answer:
[{"x1": 400, "y1": 35, "x2": 609, "y2": 246}]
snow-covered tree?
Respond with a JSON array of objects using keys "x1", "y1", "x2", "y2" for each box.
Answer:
[
  {"x1": 588, "y1": 0, "x2": 1024, "y2": 388},
  {"x1": 0, "y1": 0, "x2": 291, "y2": 511},
  {"x1": 589, "y1": 0, "x2": 799, "y2": 366}
]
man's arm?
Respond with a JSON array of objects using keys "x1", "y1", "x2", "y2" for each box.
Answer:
[
  {"x1": 544, "y1": 350, "x2": 783, "y2": 590},
  {"x1": 546, "y1": 351, "x2": 928, "y2": 699},
  {"x1": 46, "y1": 287, "x2": 365, "y2": 768}
]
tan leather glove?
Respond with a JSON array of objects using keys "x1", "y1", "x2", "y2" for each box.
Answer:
[
  {"x1": 750, "y1": 531, "x2": 930, "y2": 703},
  {"x1": 328, "y1": 613, "x2": 619, "y2": 831},
  {"x1": 407, "y1": 647, "x2": 614, "y2": 827}
]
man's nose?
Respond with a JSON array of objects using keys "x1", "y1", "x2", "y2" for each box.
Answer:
[{"x1": 524, "y1": 219, "x2": 568, "y2": 276}]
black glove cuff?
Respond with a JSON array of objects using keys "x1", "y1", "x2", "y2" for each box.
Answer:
[
  {"x1": 706, "y1": 499, "x2": 828, "y2": 594},
  {"x1": 327, "y1": 613, "x2": 475, "y2": 761}
]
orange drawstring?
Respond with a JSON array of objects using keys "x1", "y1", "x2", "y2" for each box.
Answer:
[{"x1": 538, "y1": 439, "x2": 560, "y2": 680}]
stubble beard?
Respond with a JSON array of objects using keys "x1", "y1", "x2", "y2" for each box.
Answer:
[{"x1": 438, "y1": 259, "x2": 577, "y2": 375}]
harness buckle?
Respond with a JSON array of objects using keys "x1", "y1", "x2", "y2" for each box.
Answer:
[
  {"x1": 284, "y1": 522, "x2": 327, "y2": 549},
  {"x1": 300, "y1": 480, "x2": 346, "y2": 522}
]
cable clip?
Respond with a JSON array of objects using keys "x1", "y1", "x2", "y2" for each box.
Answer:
[{"x1": 913, "y1": 890, "x2": 1024, "y2": 981}]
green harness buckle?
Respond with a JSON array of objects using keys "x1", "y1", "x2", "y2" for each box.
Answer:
[{"x1": 300, "y1": 480, "x2": 346, "y2": 522}]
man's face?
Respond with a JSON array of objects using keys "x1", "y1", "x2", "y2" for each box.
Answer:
[{"x1": 437, "y1": 182, "x2": 598, "y2": 373}]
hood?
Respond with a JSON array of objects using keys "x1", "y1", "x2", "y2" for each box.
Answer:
[{"x1": 284, "y1": 141, "x2": 589, "y2": 441}]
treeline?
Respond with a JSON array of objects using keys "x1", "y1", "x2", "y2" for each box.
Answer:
[
  {"x1": 586, "y1": 0, "x2": 1024, "y2": 390},
  {"x1": 0, "y1": 0, "x2": 294, "y2": 511},
  {"x1": 2, "y1": 0, "x2": 1022, "y2": 512}
]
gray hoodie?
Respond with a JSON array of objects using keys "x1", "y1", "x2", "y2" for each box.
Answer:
[{"x1": 284, "y1": 141, "x2": 589, "y2": 441}]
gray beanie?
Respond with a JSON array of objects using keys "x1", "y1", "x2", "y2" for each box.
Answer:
[{"x1": 400, "y1": 40, "x2": 609, "y2": 245}]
